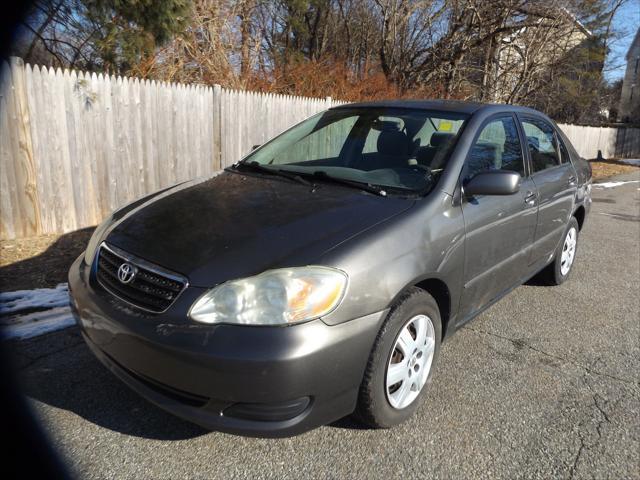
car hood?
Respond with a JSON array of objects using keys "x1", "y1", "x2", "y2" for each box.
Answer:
[{"x1": 105, "y1": 171, "x2": 415, "y2": 286}]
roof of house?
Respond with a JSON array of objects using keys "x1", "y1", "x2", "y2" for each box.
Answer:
[{"x1": 560, "y1": 7, "x2": 592, "y2": 37}]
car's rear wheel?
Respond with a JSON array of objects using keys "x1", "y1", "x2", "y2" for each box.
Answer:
[
  {"x1": 542, "y1": 216, "x2": 580, "y2": 285},
  {"x1": 355, "y1": 287, "x2": 441, "y2": 428}
]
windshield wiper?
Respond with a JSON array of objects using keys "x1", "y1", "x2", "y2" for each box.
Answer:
[
  {"x1": 231, "y1": 162, "x2": 389, "y2": 196},
  {"x1": 229, "y1": 161, "x2": 314, "y2": 187},
  {"x1": 309, "y1": 171, "x2": 387, "y2": 197}
]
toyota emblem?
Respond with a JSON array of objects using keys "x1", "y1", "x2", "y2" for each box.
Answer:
[{"x1": 117, "y1": 262, "x2": 137, "y2": 284}]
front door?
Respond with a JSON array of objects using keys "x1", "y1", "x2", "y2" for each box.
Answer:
[
  {"x1": 459, "y1": 114, "x2": 538, "y2": 319},
  {"x1": 519, "y1": 115, "x2": 578, "y2": 264}
]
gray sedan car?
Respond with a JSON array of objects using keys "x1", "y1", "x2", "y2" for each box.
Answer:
[{"x1": 70, "y1": 100, "x2": 591, "y2": 437}]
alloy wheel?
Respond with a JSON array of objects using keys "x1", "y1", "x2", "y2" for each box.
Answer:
[
  {"x1": 386, "y1": 314, "x2": 436, "y2": 409},
  {"x1": 560, "y1": 227, "x2": 577, "y2": 276}
]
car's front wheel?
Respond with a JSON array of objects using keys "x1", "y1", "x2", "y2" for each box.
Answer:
[{"x1": 356, "y1": 287, "x2": 441, "y2": 428}]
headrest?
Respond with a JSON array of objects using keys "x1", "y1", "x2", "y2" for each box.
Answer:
[
  {"x1": 527, "y1": 136, "x2": 540, "y2": 151},
  {"x1": 430, "y1": 132, "x2": 455, "y2": 148},
  {"x1": 377, "y1": 130, "x2": 409, "y2": 155},
  {"x1": 372, "y1": 120, "x2": 402, "y2": 132}
]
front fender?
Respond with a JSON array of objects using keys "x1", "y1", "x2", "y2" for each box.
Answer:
[{"x1": 319, "y1": 191, "x2": 465, "y2": 328}]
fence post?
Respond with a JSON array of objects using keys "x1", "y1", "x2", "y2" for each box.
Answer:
[
  {"x1": 212, "y1": 84, "x2": 222, "y2": 170},
  {"x1": 325, "y1": 96, "x2": 332, "y2": 109},
  {"x1": 8, "y1": 57, "x2": 41, "y2": 237}
]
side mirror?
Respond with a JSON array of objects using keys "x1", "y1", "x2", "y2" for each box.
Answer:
[
  {"x1": 464, "y1": 171, "x2": 521, "y2": 197},
  {"x1": 252, "y1": 144, "x2": 261, "y2": 151}
]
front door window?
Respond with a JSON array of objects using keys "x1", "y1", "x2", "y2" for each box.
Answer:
[{"x1": 466, "y1": 116, "x2": 524, "y2": 179}]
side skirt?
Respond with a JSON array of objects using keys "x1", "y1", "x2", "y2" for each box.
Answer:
[{"x1": 450, "y1": 256, "x2": 554, "y2": 333}]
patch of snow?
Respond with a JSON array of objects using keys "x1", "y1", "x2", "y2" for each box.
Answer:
[
  {"x1": 0, "y1": 283, "x2": 70, "y2": 315},
  {"x1": 0, "y1": 283, "x2": 75, "y2": 340},
  {"x1": 619, "y1": 159, "x2": 640, "y2": 166},
  {"x1": 1, "y1": 307, "x2": 75, "y2": 340},
  {"x1": 592, "y1": 180, "x2": 640, "y2": 189}
]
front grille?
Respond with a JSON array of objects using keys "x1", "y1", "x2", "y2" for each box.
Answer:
[{"x1": 96, "y1": 243, "x2": 187, "y2": 313}]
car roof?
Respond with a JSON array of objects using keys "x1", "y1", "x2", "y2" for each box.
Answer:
[{"x1": 330, "y1": 99, "x2": 541, "y2": 116}]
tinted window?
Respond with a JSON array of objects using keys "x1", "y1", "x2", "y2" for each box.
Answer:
[
  {"x1": 522, "y1": 117, "x2": 561, "y2": 173},
  {"x1": 466, "y1": 116, "x2": 524, "y2": 178}
]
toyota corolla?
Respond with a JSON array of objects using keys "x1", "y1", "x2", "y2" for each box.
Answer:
[{"x1": 69, "y1": 100, "x2": 591, "y2": 437}]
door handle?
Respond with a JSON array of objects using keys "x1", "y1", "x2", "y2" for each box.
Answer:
[
  {"x1": 524, "y1": 191, "x2": 537, "y2": 205},
  {"x1": 568, "y1": 175, "x2": 577, "y2": 186}
]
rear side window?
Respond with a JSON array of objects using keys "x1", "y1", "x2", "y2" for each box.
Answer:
[
  {"x1": 521, "y1": 117, "x2": 561, "y2": 173},
  {"x1": 465, "y1": 116, "x2": 524, "y2": 178}
]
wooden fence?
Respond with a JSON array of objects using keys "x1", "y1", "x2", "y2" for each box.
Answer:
[
  {"x1": 0, "y1": 58, "x2": 341, "y2": 239},
  {"x1": 1, "y1": 57, "x2": 638, "y2": 239},
  {"x1": 559, "y1": 123, "x2": 640, "y2": 160}
]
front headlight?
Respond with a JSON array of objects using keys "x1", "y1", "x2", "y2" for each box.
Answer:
[{"x1": 189, "y1": 267, "x2": 348, "y2": 326}]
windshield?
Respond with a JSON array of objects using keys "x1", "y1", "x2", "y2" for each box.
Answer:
[{"x1": 239, "y1": 107, "x2": 468, "y2": 195}]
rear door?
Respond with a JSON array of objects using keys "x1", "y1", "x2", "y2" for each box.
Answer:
[
  {"x1": 518, "y1": 115, "x2": 577, "y2": 264},
  {"x1": 459, "y1": 114, "x2": 538, "y2": 318}
]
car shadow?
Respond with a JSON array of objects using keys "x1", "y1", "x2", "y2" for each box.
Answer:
[
  {"x1": 11, "y1": 328, "x2": 208, "y2": 441},
  {"x1": 523, "y1": 273, "x2": 553, "y2": 287},
  {"x1": 329, "y1": 416, "x2": 370, "y2": 430}
]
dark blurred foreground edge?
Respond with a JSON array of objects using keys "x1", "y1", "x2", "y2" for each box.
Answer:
[
  {"x1": 1, "y1": 1, "x2": 72, "y2": 478},
  {"x1": 0, "y1": 341, "x2": 71, "y2": 478}
]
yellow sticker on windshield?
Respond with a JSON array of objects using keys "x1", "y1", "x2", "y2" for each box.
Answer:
[{"x1": 439, "y1": 120, "x2": 453, "y2": 132}]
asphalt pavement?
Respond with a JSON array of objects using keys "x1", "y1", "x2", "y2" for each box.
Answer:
[{"x1": 8, "y1": 171, "x2": 640, "y2": 479}]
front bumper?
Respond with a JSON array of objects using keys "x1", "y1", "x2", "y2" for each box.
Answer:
[{"x1": 69, "y1": 255, "x2": 386, "y2": 437}]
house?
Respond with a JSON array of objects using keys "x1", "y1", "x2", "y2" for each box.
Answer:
[
  {"x1": 618, "y1": 28, "x2": 640, "y2": 123},
  {"x1": 489, "y1": 8, "x2": 593, "y2": 104}
]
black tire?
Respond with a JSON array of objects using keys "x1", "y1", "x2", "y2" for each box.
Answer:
[
  {"x1": 540, "y1": 216, "x2": 580, "y2": 285},
  {"x1": 355, "y1": 287, "x2": 442, "y2": 428}
]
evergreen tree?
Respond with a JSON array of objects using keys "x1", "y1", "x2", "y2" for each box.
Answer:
[{"x1": 14, "y1": 0, "x2": 191, "y2": 73}]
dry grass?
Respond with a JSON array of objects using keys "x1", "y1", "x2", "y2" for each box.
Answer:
[{"x1": 590, "y1": 159, "x2": 639, "y2": 181}]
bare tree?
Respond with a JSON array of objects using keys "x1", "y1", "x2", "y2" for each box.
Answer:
[{"x1": 20, "y1": 0, "x2": 619, "y2": 122}]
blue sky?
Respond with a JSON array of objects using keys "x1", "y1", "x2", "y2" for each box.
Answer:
[{"x1": 606, "y1": 0, "x2": 640, "y2": 82}]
